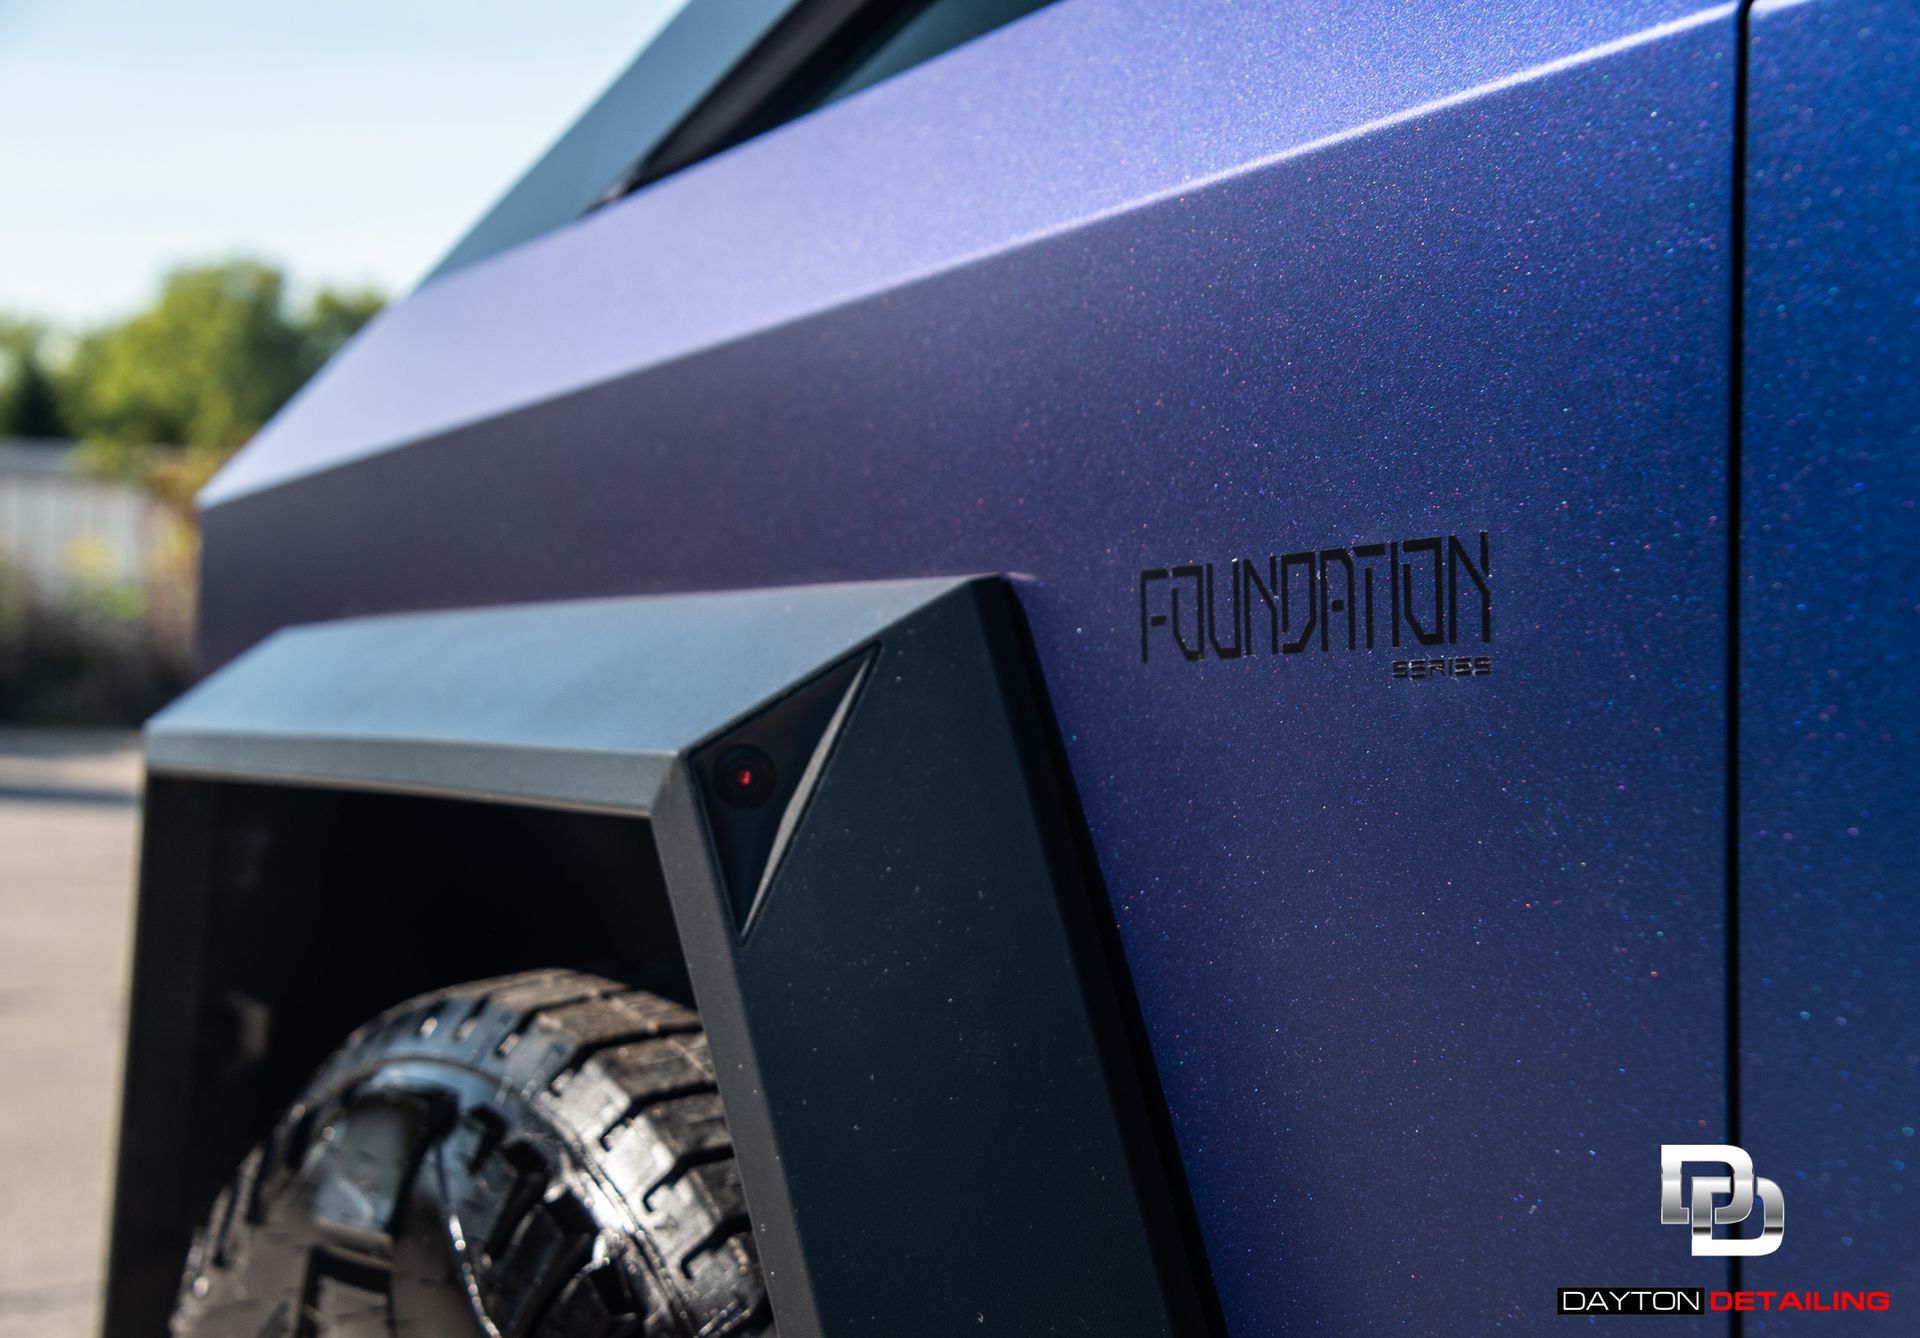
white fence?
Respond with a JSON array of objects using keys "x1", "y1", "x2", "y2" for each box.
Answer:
[{"x1": 0, "y1": 440, "x2": 159, "y2": 599}]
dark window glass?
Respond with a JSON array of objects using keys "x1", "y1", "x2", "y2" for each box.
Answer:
[
  {"x1": 621, "y1": 0, "x2": 1054, "y2": 195},
  {"x1": 810, "y1": 0, "x2": 1055, "y2": 112}
]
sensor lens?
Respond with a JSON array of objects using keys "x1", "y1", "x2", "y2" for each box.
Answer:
[{"x1": 713, "y1": 745, "x2": 776, "y2": 808}]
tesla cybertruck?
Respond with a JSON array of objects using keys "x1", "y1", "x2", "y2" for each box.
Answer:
[{"x1": 103, "y1": 0, "x2": 1918, "y2": 1334}]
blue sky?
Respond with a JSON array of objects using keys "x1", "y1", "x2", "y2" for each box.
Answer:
[{"x1": 0, "y1": 0, "x2": 685, "y2": 326}]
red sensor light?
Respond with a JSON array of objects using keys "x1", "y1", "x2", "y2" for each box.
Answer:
[{"x1": 714, "y1": 745, "x2": 776, "y2": 809}]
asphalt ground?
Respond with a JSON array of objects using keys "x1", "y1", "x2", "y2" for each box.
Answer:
[{"x1": 0, "y1": 730, "x2": 142, "y2": 1338}]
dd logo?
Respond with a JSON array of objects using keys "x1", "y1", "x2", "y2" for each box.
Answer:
[{"x1": 1660, "y1": 1144, "x2": 1785, "y2": 1256}]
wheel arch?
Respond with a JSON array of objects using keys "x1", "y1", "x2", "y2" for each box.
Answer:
[{"x1": 106, "y1": 576, "x2": 1213, "y2": 1338}]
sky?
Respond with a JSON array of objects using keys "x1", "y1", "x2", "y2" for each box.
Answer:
[{"x1": 0, "y1": 0, "x2": 687, "y2": 327}]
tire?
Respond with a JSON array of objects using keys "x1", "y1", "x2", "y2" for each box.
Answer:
[{"x1": 171, "y1": 969, "x2": 776, "y2": 1338}]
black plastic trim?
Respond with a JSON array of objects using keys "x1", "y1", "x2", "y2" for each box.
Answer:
[
  {"x1": 107, "y1": 577, "x2": 1206, "y2": 1337},
  {"x1": 424, "y1": 0, "x2": 803, "y2": 284}
]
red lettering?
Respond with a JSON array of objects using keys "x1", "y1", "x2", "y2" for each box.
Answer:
[{"x1": 1706, "y1": 1288, "x2": 1890, "y2": 1315}]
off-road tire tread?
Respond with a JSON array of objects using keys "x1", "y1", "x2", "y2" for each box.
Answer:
[{"x1": 171, "y1": 969, "x2": 774, "y2": 1338}]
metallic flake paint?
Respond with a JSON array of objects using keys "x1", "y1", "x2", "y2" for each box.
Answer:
[
  {"x1": 197, "y1": 1, "x2": 1753, "y2": 1330},
  {"x1": 1740, "y1": 1, "x2": 1920, "y2": 1328}
]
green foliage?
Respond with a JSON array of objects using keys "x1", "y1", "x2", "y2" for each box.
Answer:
[
  {"x1": 59, "y1": 260, "x2": 383, "y2": 503},
  {"x1": 0, "y1": 317, "x2": 70, "y2": 439},
  {"x1": 0, "y1": 551, "x2": 187, "y2": 725},
  {"x1": 303, "y1": 287, "x2": 387, "y2": 365},
  {"x1": 0, "y1": 264, "x2": 338, "y2": 720},
  {"x1": 64, "y1": 262, "x2": 306, "y2": 452}
]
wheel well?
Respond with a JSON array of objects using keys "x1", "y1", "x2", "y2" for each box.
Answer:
[{"x1": 108, "y1": 778, "x2": 686, "y2": 1336}]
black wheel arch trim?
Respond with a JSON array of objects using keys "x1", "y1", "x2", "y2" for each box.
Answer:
[{"x1": 108, "y1": 576, "x2": 1213, "y2": 1337}]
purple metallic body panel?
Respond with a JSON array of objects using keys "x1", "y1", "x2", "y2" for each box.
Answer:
[
  {"x1": 1741, "y1": 1, "x2": 1920, "y2": 1327},
  {"x1": 206, "y1": 0, "x2": 1724, "y2": 506},
  {"x1": 199, "y1": 2, "x2": 1745, "y2": 1329}
]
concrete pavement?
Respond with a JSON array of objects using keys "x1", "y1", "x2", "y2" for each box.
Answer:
[{"x1": 0, "y1": 730, "x2": 141, "y2": 1338}]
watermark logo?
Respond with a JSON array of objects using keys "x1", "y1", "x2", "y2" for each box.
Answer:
[
  {"x1": 1553, "y1": 1144, "x2": 1890, "y2": 1316},
  {"x1": 1660, "y1": 1144, "x2": 1785, "y2": 1257}
]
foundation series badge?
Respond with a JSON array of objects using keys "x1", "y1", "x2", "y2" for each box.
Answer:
[{"x1": 1138, "y1": 530, "x2": 1492, "y2": 679}]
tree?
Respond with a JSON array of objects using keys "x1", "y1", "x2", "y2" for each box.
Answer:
[
  {"x1": 0, "y1": 318, "x2": 70, "y2": 440},
  {"x1": 62, "y1": 261, "x2": 383, "y2": 504},
  {"x1": 303, "y1": 287, "x2": 386, "y2": 365}
]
